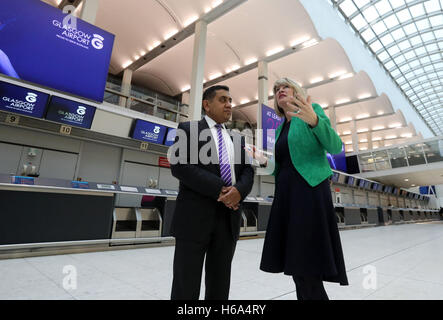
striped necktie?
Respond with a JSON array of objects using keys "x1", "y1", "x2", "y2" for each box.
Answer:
[{"x1": 215, "y1": 124, "x2": 232, "y2": 186}]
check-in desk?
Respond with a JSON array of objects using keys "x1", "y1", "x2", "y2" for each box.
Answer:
[
  {"x1": 404, "y1": 209, "x2": 414, "y2": 221},
  {"x1": 0, "y1": 175, "x2": 114, "y2": 246},
  {"x1": 377, "y1": 207, "x2": 390, "y2": 225},
  {"x1": 389, "y1": 208, "x2": 402, "y2": 223}
]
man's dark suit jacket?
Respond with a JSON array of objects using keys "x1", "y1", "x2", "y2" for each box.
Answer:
[{"x1": 169, "y1": 118, "x2": 254, "y2": 243}]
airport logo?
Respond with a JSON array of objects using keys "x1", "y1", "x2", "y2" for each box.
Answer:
[
  {"x1": 52, "y1": 19, "x2": 106, "y2": 51},
  {"x1": 91, "y1": 34, "x2": 104, "y2": 50},
  {"x1": 153, "y1": 126, "x2": 161, "y2": 134},
  {"x1": 25, "y1": 92, "x2": 38, "y2": 103},
  {"x1": 77, "y1": 106, "x2": 86, "y2": 115}
]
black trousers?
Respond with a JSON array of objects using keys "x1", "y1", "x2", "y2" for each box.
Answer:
[
  {"x1": 171, "y1": 206, "x2": 237, "y2": 300},
  {"x1": 292, "y1": 275, "x2": 329, "y2": 300}
]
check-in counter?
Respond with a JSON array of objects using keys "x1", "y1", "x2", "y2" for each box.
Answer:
[
  {"x1": 343, "y1": 206, "x2": 361, "y2": 226},
  {"x1": 377, "y1": 207, "x2": 389, "y2": 225},
  {"x1": 112, "y1": 208, "x2": 138, "y2": 242},
  {"x1": 334, "y1": 206, "x2": 345, "y2": 227},
  {"x1": 404, "y1": 209, "x2": 414, "y2": 221},
  {"x1": 240, "y1": 202, "x2": 258, "y2": 234},
  {"x1": 0, "y1": 175, "x2": 114, "y2": 246},
  {"x1": 366, "y1": 208, "x2": 379, "y2": 225},
  {"x1": 257, "y1": 202, "x2": 272, "y2": 231},
  {"x1": 389, "y1": 208, "x2": 402, "y2": 223},
  {"x1": 412, "y1": 210, "x2": 421, "y2": 221}
]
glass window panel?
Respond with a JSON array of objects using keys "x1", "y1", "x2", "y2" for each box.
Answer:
[
  {"x1": 430, "y1": 53, "x2": 440, "y2": 61},
  {"x1": 416, "y1": 18, "x2": 430, "y2": 30},
  {"x1": 415, "y1": 46, "x2": 426, "y2": 55},
  {"x1": 388, "y1": 147, "x2": 408, "y2": 168},
  {"x1": 404, "y1": 50, "x2": 416, "y2": 59},
  {"x1": 363, "y1": 6, "x2": 379, "y2": 22},
  {"x1": 354, "y1": 0, "x2": 370, "y2": 7},
  {"x1": 403, "y1": 22, "x2": 417, "y2": 34},
  {"x1": 362, "y1": 28, "x2": 377, "y2": 41},
  {"x1": 378, "y1": 50, "x2": 390, "y2": 61},
  {"x1": 424, "y1": 0, "x2": 441, "y2": 13},
  {"x1": 372, "y1": 150, "x2": 391, "y2": 170},
  {"x1": 421, "y1": 32, "x2": 434, "y2": 42},
  {"x1": 410, "y1": 35, "x2": 422, "y2": 46},
  {"x1": 370, "y1": 40, "x2": 383, "y2": 51},
  {"x1": 391, "y1": 28, "x2": 406, "y2": 40},
  {"x1": 391, "y1": 69, "x2": 402, "y2": 77},
  {"x1": 429, "y1": 15, "x2": 443, "y2": 26},
  {"x1": 424, "y1": 65, "x2": 434, "y2": 72},
  {"x1": 376, "y1": 0, "x2": 392, "y2": 15},
  {"x1": 420, "y1": 56, "x2": 431, "y2": 64},
  {"x1": 390, "y1": 0, "x2": 405, "y2": 9},
  {"x1": 372, "y1": 20, "x2": 387, "y2": 33},
  {"x1": 394, "y1": 55, "x2": 406, "y2": 64},
  {"x1": 398, "y1": 39, "x2": 411, "y2": 50},
  {"x1": 381, "y1": 34, "x2": 395, "y2": 45},
  {"x1": 410, "y1": 3, "x2": 425, "y2": 17},
  {"x1": 426, "y1": 43, "x2": 438, "y2": 52},
  {"x1": 351, "y1": 14, "x2": 368, "y2": 30},
  {"x1": 387, "y1": 45, "x2": 400, "y2": 56},
  {"x1": 340, "y1": 0, "x2": 358, "y2": 16},
  {"x1": 409, "y1": 60, "x2": 420, "y2": 68},
  {"x1": 384, "y1": 14, "x2": 400, "y2": 28},
  {"x1": 435, "y1": 29, "x2": 443, "y2": 38},
  {"x1": 396, "y1": 8, "x2": 412, "y2": 22},
  {"x1": 386, "y1": 60, "x2": 396, "y2": 69}
]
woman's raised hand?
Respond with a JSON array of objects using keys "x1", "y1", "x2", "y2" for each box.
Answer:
[{"x1": 286, "y1": 94, "x2": 319, "y2": 128}]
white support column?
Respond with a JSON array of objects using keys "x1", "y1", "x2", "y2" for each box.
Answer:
[
  {"x1": 257, "y1": 61, "x2": 268, "y2": 151},
  {"x1": 368, "y1": 131, "x2": 373, "y2": 150},
  {"x1": 189, "y1": 20, "x2": 208, "y2": 121},
  {"x1": 352, "y1": 119, "x2": 359, "y2": 152},
  {"x1": 79, "y1": 0, "x2": 99, "y2": 25},
  {"x1": 329, "y1": 105, "x2": 337, "y2": 131},
  {"x1": 119, "y1": 68, "x2": 133, "y2": 108}
]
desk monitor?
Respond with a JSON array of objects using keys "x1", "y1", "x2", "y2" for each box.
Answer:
[
  {"x1": 131, "y1": 119, "x2": 167, "y2": 144},
  {"x1": 164, "y1": 127, "x2": 177, "y2": 146},
  {"x1": 45, "y1": 96, "x2": 96, "y2": 129},
  {"x1": 0, "y1": 80, "x2": 49, "y2": 118}
]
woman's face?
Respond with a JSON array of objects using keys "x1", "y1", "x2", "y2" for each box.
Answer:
[{"x1": 275, "y1": 84, "x2": 295, "y2": 109}]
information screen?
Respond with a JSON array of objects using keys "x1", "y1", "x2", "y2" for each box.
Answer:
[
  {"x1": 45, "y1": 96, "x2": 96, "y2": 129},
  {"x1": 132, "y1": 119, "x2": 167, "y2": 144},
  {"x1": 164, "y1": 127, "x2": 177, "y2": 146},
  {"x1": 0, "y1": 0, "x2": 114, "y2": 102},
  {"x1": 0, "y1": 80, "x2": 49, "y2": 118}
]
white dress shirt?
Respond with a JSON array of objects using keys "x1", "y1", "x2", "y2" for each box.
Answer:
[{"x1": 204, "y1": 115, "x2": 236, "y2": 186}]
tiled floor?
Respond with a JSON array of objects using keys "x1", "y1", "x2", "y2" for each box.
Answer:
[{"x1": 1, "y1": 221, "x2": 443, "y2": 300}]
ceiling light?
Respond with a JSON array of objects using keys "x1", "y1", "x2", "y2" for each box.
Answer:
[
  {"x1": 340, "y1": 117, "x2": 352, "y2": 122},
  {"x1": 134, "y1": 55, "x2": 140, "y2": 60},
  {"x1": 329, "y1": 70, "x2": 347, "y2": 79},
  {"x1": 358, "y1": 94, "x2": 371, "y2": 100},
  {"x1": 360, "y1": 147, "x2": 368, "y2": 151},
  {"x1": 372, "y1": 137, "x2": 382, "y2": 141},
  {"x1": 184, "y1": 16, "x2": 198, "y2": 27},
  {"x1": 245, "y1": 58, "x2": 258, "y2": 65},
  {"x1": 343, "y1": 130, "x2": 351, "y2": 135},
  {"x1": 373, "y1": 126, "x2": 385, "y2": 131},
  {"x1": 389, "y1": 123, "x2": 402, "y2": 128},
  {"x1": 240, "y1": 99, "x2": 250, "y2": 104},
  {"x1": 401, "y1": 133, "x2": 413, "y2": 138},
  {"x1": 385, "y1": 143, "x2": 392, "y2": 147},
  {"x1": 164, "y1": 29, "x2": 178, "y2": 40},
  {"x1": 405, "y1": 178, "x2": 409, "y2": 182},
  {"x1": 310, "y1": 77, "x2": 324, "y2": 84},
  {"x1": 360, "y1": 139, "x2": 368, "y2": 143},
  {"x1": 357, "y1": 128, "x2": 369, "y2": 133},
  {"x1": 345, "y1": 141, "x2": 352, "y2": 145},
  {"x1": 266, "y1": 47, "x2": 284, "y2": 56},
  {"x1": 303, "y1": 38, "x2": 319, "y2": 48},
  {"x1": 411, "y1": 184, "x2": 416, "y2": 187},
  {"x1": 320, "y1": 104, "x2": 329, "y2": 108},
  {"x1": 209, "y1": 72, "x2": 222, "y2": 80},
  {"x1": 181, "y1": 85, "x2": 190, "y2": 92},
  {"x1": 212, "y1": 0, "x2": 223, "y2": 8},
  {"x1": 377, "y1": 111, "x2": 384, "y2": 115},
  {"x1": 290, "y1": 36, "x2": 311, "y2": 47},
  {"x1": 386, "y1": 135, "x2": 397, "y2": 139},
  {"x1": 338, "y1": 73, "x2": 354, "y2": 80},
  {"x1": 336, "y1": 98, "x2": 351, "y2": 105},
  {"x1": 356, "y1": 113, "x2": 370, "y2": 119}
]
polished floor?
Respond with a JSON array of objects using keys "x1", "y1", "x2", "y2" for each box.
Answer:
[{"x1": 1, "y1": 221, "x2": 443, "y2": 300}]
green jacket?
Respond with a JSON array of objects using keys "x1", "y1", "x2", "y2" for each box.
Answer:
[{"x1": 271, "y1": 103, "x2": 343, "y2": 187}]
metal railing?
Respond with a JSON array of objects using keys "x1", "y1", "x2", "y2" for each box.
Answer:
[
  {"x1": 357, "y1": 137, "x2": 443, "y2": 173},
  {"x1": 103, "y1": 82, "x2": 189, "y2": 123}
]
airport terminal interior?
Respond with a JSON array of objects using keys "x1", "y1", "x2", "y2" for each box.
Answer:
[{"x1": 0, "y1": 0, "x2": 443, "y2": 300}]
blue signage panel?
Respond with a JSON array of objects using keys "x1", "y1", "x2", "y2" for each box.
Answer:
[
  {"x1": 261, "y1": 104, "x2": 283, "y2": 151},
  {"x1": 0, "y1": 80, "x2": 49, "y2": 118},
  {"x1": 45, "y1": 96, "x2": 96, "y2": 129},
  {"x1": 164, "y1": 127, "x2": 177, "y2": 146},
  {"x1": 0, "y1": 0, "x2": 114, "y2": 102},
  {"x1": 132, "y1": 119, "x2": 167, "y2": 144},
  {"x1": 327, "y1": 143, "x2": 347, "y2": 172}
]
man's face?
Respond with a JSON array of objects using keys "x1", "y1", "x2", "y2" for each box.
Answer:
[{"x1": 203, "y1": 89, "x2": 232, "y2": 124}]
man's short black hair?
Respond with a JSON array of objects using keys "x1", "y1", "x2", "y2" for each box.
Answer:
[{"x1": 202, "y1": 85, "x2": 230, "y2": 101}]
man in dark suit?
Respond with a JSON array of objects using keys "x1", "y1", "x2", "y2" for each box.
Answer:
[{"x1": 169, "y1": 85, "x2": 254, "y2": 300}]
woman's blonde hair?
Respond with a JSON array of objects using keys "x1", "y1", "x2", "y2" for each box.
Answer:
[{"x1": 273, "y1": 78, "x2": 307, "y2": 118}]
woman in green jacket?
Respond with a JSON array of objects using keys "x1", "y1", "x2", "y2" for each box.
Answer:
[{"x1": 250, "y1": 78, "x2": 348, "y2": 300}]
